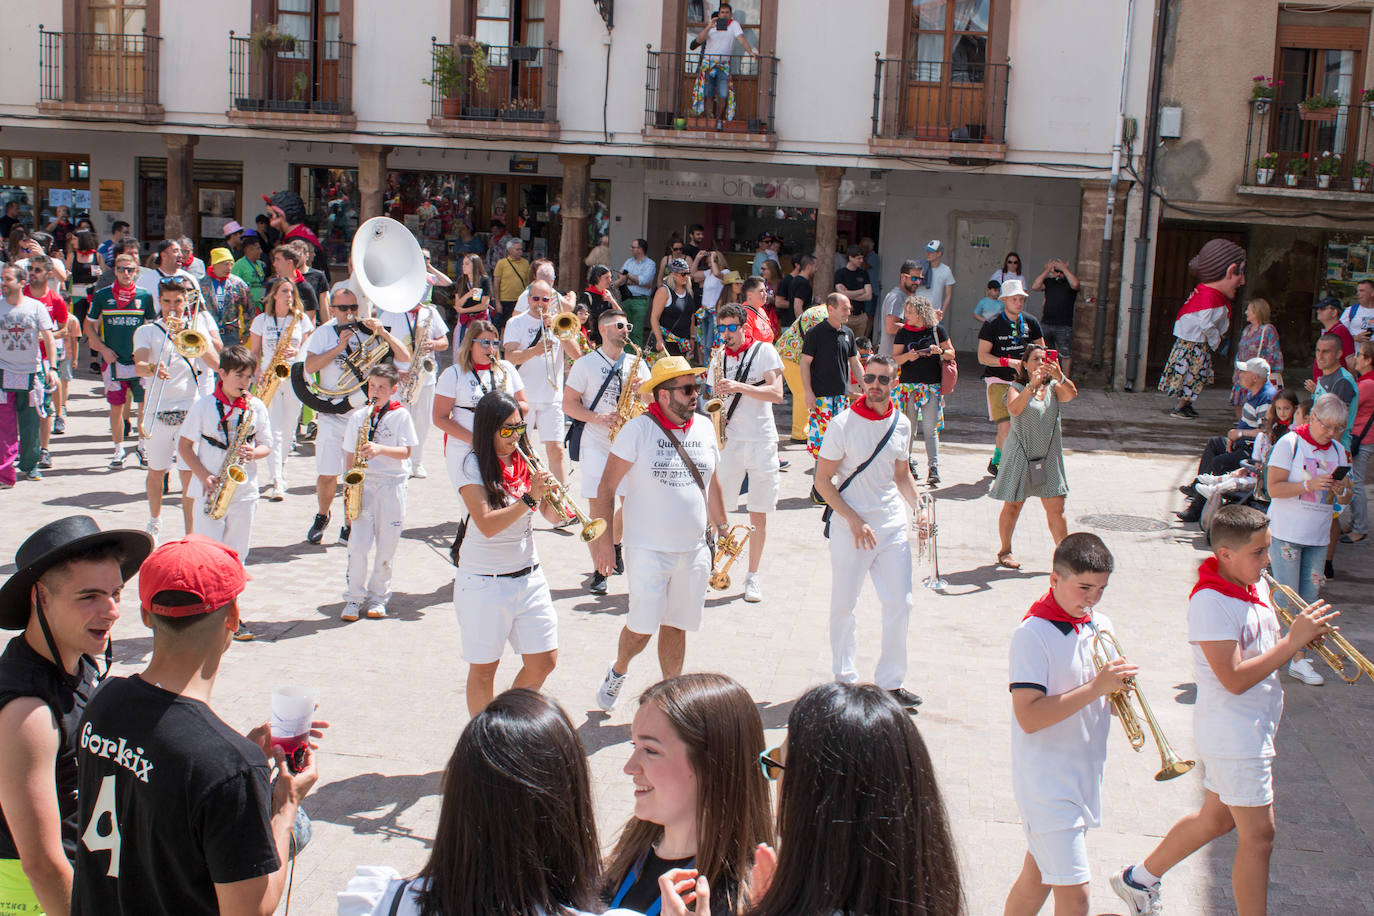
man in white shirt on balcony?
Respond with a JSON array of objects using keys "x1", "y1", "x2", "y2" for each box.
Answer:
[{"x1": 690, "y1": 2, "x2": 758, "y2": 130}]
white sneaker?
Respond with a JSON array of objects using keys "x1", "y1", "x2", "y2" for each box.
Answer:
[
  {"x1": 108, "y1": 446, "x2": 126, "y2": 469},
  {"x1": 411, "y1": 464, "x2": 428, "y2": 479},
  {"x1": 269, "y1": 483, "x2": 285, "y2": 502},
  {"x1": 364, "y1": 599, "x2": 388, "y2": 619},
  {"x1": 145, "y1": 516, "x2": 160, "y2": 543},
  {"x1": 1288, "y1": 657, "x2": 1325, "y2": 686},
  {"x1": 743, "y1": 574, "x2": 762, "y2": 603},
  {"x1": 1110, "y1": 868, "x2": 1162, "y2": 916},
  {"x1": 340, "y1": 601, "x2": 362, "y2": 622},
  {"x1": 595, "y1": 665, "x2": 628, "y2": 711}
]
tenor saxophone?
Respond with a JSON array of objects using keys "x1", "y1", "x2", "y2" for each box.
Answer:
[
  {"x1": 608, "y1": 342, "x2": 646, "y2": 441},
  {"x1": 704, "y1": 345, "x2": 726, "y2": 449},
  {"x1": 342, "y1": 407, "x2": 370, "y2": 522},
  {"x1": 205, "y1": 407, "x2": 255, "y2": 520},
  {"x1": 398, "y1": 307, "x2": 436, "y2": 405},
  {"x1": 253, "y1": 312, "x2": 299, "y2": 408}
]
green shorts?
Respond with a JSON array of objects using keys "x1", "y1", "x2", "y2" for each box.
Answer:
[{"x1": 0, "y1": 857, "x2": 44, "y2": 913}]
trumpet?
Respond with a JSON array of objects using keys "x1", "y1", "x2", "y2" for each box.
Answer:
[
  {"x1": 1262, "y1": 571, "x2": 1374, "y2": 684},
  {"x1": 1090, "y1": 629, "x2": 1195, "y2": 781},
  {"x1": 912, "y1": 491, "x2": 946, "y2": 590},
  {"x1": 708, "y1": 524, "x2": 753, "y2": 590},
  {"x1": 543, "y1": 309, "x2": 579, "y2": 387},
  {"x1": 139, "y1": 314, "x2": 209, "y2": 439},
  {"x1": 513, "y1": 441, "x2": 607, "y2": 543}
]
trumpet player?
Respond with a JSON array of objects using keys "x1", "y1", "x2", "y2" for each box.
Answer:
[
  {"x1": 380, "y1": 288, "x2": 449, "y2": 480},
  {"x1": 1112, "y1": 506, "x2": 1337, "y2": 916},
  {"x1": 248, "y1": 277, "x2": 315, "y2": 501},
  {"x1": 1005, "y1": 533, "x2": 1131, "y2": 916},
  {"x1": 711, "y1": 300, "x2": 784, "y2": 602},
  {"x1": 503, "y1": 279, "x2": 578, "y2": 486},
  {"x1": 340, "y1": 364, "x2": 418, "y2": 622},
  {"x1": 134, "y1": 279, "x2": 222, "y2": 541}
]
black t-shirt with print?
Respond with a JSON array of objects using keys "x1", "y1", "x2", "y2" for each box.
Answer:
[
  {"x1": 72, "y1": 675, "x2": 279, "y2": 916},
  {"x1": 607, "y1": 848, "x2": 734, "y2": 916},
  {"x1": 1041, "y1": 275, "x2": 1079, "y2": 326},
  {"x1": 802, "y1": 320, "x2": 857, "y2": 397},
  {"x1": 979, "y1": 311, "x2": 1043, "y2": 381},
  {"x1": 894, "y1": 324, "x2": 950, "y2": 385}
]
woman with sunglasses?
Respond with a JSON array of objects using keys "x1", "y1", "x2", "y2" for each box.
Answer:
[
  {"x1": 248, "y1": 276, "x2": 314, "y2": 501},
  {"x1": 435, "y1": 319, "x2": 528, "y2": 491},
  {"x1": 990, "y1": 251, "x2": 1025, "y2": 290},
  {"x1": 604, "y1": 673, "x2": 772, "y2": 916},
  {"x1": 650, "y1": 258, "x2": 700, "y2": 361},
  {"x1": 447, "y1": 391, "x2": 562, "y2": 716}
]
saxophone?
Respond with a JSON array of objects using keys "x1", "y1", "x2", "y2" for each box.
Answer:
[
  {"x1": 704, "y1": 345, "x2": 726, "y2": 449},
  {"x1": 342, "y1": 405, "x2": 370, "y2": 522},
  {"x1": 205, "y1": 407, "x2": 255, "y2": 520},
  {"x1": 253, "y1": 312, "x2": 299, "y2": 408},
  {"x1": 398, "y1": 308, "x2": 436, "y2": 405},
  {"x1": 608, "y1": 342, "x2": 646, "y2": 441}
]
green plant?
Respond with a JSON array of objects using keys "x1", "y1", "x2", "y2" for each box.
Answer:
[
  {"x1": 1361, "y1": 89, "x2": 1374, "y2": 105},
  {"x1": 1254, "y1": 152, "x2": 1278, "y2": 170},
  {"x1": 423, "y1": 44, "x2": 466, "y2": 96},
  {"x1": 1354, "y1": 159, "x2": 1372, "y2": 179},
  {"x1": 248, "y1": 20, "x2": 296, "y2": 57},
  {"x1": 290, "y1": 72, "x2": 309, "y2": 102},
  {"x1": 1301, "y1": 92, "x2": 1343, "y2": 111},
  {"x1": 1251, "y1": 75, "x2": 1281, "y2": 99},
  {"x1": 1316, "y1": 151, "x2": 1342, "y2": 176},
  {"x1": 1286, "y1": 153, "x2": 1310, "y2": 176}
]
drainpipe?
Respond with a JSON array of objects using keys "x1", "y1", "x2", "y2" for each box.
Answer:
[
  {"x1": 1092, "y1": 0, "x2": 1136, "y2": 372},
  {"x1": 1125, "y1": 0, "x2": 1169, "y2": 390}
]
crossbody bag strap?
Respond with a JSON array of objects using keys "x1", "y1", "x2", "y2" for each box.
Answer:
[
  {"x1": 588, "y1": 352, "x2": 626, "y2": 412},
  {"x1": 387, "y1": 878, "x2": 412, "y2": 916},
  {"x1": 822, "y1": 411, "x2": 901, "y2": 536},
  {"x1": 647, "y1": 411, "x2": 715, "y2": 552},
  {"x1": 1356, "y1": 408, "x2": 1374, "y2": 446},
  {"x1": 723, "y1": 344, "x2": 761, "y2": 426}
]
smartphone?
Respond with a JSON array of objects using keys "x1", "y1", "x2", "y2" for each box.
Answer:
[
  {"x1": 1045, "y1": 349, "x2": 1059, "y2": 363},
  {"x1": 1333, "y1": 465, "x2": 1351, "y2": 480},
  {"x1": 715, "y1": 16, "x2": 730, "y2": 29}
]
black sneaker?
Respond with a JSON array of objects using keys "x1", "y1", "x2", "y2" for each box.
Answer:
[
  {"x1": 1183, "y1": 403, "x2": 1200, "y2": 418},
  {"x1": 339, "y1": 525, "x2": 351, "y2": 544},
  {"x1": 37, "y1": 449, "x2": 52, "y2": 469},
  {"x1": 927, "y1": 470, "x2": 940, "y2": 486},
  {"x1": 1169, "y1": 407, "x2": 1191, "y2": 419},
  {"x1": 1325, "y1": 560, "x2": 1335, "y2": 580},
  {"x1": 123, "y1": 418, "x2": 132, "y2": 438},
  {"x1": 589, "y1": 571, "x2": 609, "y2": 595},
  {"x1": 307, "y1": 513, "x2": 329, "y2": 545},
  {"x1": 298, "y1": 421, "x2": 318, "y2": 442},
  {"x1": 232, "y1": 622, "x2": 255, "y2": 642},
  {"x1": 614, "y1": 543, "x2": 625, "y2": 576},
  {"x1": 908, "y1": 458, "x2": 920, "y2": 479},
  {"x1": 1175, "y1": 501, "x2": 1203, "y2": 524},
  {"x1": 889, "y1": 687, "x2": 923, "y2": 710},
  {"x1": 1179, "y1": 483, "x2": 1200, "y2": 499}
]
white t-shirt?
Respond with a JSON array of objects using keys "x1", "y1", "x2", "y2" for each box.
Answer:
[
  {"x1": 381, "y1": 304, "x2": 449, "y2": 376},
  {"x1": 718, "y1": 342, "x2": 783, "y2": 442},
  {"x1": 1265, "y1": 432, "x2": 1349, "y2": 546},
  {"x1": 132, "y1": 313, "x2": 218, "y2": 406},
  {"x1": 1009, "y1": 614, "x2": 1114, "y2": 832},
  {"x1": 135, "y1": 267, "x2": 198, "y2": 312},
  {"x1": 878, "y1": 286, "x2": 907, "y2": 356},
  {"x1": 611, "y1": 411, "x2": 719, "y2": 553},
  {"x1": 250, "y1": 312, "x2": 314, "y2": 365},
  {"x1": 180, "y1": 393, "x2": 272, "y2": 504},
  {"x1": 0, "y1": 295, "x2": 54, "y2": 375},
  {"x1": 703, "y1": 18, "x2": 744, "y2": 57},
  {"x1": 343, "y1": 402, "x2": 418, "y2": 481},
  {"x1": 565, "y1": 349, "x2": 652, "y2": 454},
  {"x1": 503, "y1": 310, "x2": 564, "y2": 404},
  {"x1": 927, "y1": 262, "x2": 956, "y2": 312},
  {"x1": 1187, "y1": 584, "x2": 1283, "y2": 759},
  {"x1": 817, "y1": 407, "x2": 911, "y2": 534},
  {"x1": 511, "y1": 285, "x2": 562, "y2": 317},
  {"x1": 1341, "y1": 303, "x2": 1374, "y2": 339},
  {"x1": 701, "y1": 272, "x2": 724, "y2": 311},
  {"x1": 434, "y1": 361, "x2": 524, "y2": 435},
  {"x1": 455, "y1": 451, "x2": 538, "y2": 575}
]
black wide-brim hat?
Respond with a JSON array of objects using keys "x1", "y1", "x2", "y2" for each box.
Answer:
[{"x1": 0, "y1": 516, "x2": 154, "y2": 630}]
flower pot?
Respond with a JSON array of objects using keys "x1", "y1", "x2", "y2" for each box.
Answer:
[
  {"x1": 1251, "y1": 97, "x2": 1271, "y2": 115},
  {"x1": 464, "y1": 105, "x2": 498, "y2": 120},
  {"x1": 509, "y1": 46, "x2": 539, "y2": 62},
  {"x1": 1317, "y1": 174, "x2": 1332, "y2": 189},
  {"x1": 1255, "y1": 167, "x2": 1274, "y2": 185},
  {"x1": 1285, "y1": 174, "x2": 1299, "y2": 187},
  {"x1": 1355, "y1": 177, "x2": 1368, "y2": 191},
  {"x1": 1299, "y1": 107, "x2": 1337, "y2": 122},
  {"x1": 440, "y1": 96, "x2": 462, "y2": 118}
]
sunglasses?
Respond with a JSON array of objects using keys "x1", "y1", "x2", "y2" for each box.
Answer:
[
  {"x1": 718, "y1": 323, "x2": 740, "y2": 332},
  {"x1": 862, "y1": 373, "x2": 893, "y2": 385},
  {"x1": 334, "y1": 304, "x2": 359, "y2": 313},
  {"x1": 666, "y1": 382, "x2": 701, "y2": 394},
  {"x1": 758, "y1": 745, "x2": 786, "y2": 780},
  {"x1": 475, "y1": 339, "x2": 500, "y2": 348},
  {"x1": 1007, "y1": 259, "x2": 1020, "y2": 264},
  {"x1": 157, "y1": 277, "x2": 188, "y2": 290},
  {"x1": 498, "y1": 422, "x2": 527, "y2": 439},
  {"x1": 529, "y1": 295, "x2": 553, "y2": 302},
  {"x1": 610, "y1": 321, "x2": 632, "y2": 331},
  {"x1": 671, "y1": 247, "x2": 684, "y2": 252},
  {"x1": 115, "y1": 266, "x2": 139, "y2": 274}
]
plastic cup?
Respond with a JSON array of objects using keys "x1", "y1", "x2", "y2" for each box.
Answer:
[{"x1": 270, "y1": 686, "x2": 318, "y2": 754}]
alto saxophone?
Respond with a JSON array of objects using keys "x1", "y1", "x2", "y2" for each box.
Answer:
[
  {"x1": 343, "y1": 406, "x2": 370, "y2": 522},
  {"x1": 704, "y1": 345, "x2": 726, "y2": 449},
  {"x1": 608, "y1": 342, "x2": 646, "y2": 441},
  {"x1": 205, "y1": 407, "x2": 256, "y2": 520},
  {"x1": 399, "y1": 307, "x2": 436, "y2": 405},
  {"x1": 253, "y1": 312, "x2": 299, "y2": 408}
]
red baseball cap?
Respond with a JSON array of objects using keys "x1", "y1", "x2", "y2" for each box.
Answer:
[{"x1": 139, "y1": 534, "x2": 250, "y2": 617}]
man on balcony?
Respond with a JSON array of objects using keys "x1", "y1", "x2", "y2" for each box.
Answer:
[{"x1": 689, "y1": 2, "x2": 758, "y2": 131}]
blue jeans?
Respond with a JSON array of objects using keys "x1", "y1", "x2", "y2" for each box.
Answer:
[
  {"x1": 703, "y1": 66, "x2": 730, "y2": 99},
  {"x1": 1268, "y1": 536, "x2": 1325, "y2": 603}
]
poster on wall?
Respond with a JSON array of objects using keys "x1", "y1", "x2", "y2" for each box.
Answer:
[{"x1": 1324, "y1": 234, "x2": 1374, "y2": 300}]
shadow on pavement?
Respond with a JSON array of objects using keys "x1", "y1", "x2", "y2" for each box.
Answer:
[{"x1": 306, "y1": 769, "x2": 444, "y2": 845}]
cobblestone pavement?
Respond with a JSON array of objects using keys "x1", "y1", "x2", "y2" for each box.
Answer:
[{"x1": 4, "y1": 361, "x2": 1372, "y2": 915}]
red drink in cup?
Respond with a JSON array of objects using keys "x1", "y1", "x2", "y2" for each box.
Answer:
[{"x1": 270, "y1": 686, "x2": 317, "y2": 759}]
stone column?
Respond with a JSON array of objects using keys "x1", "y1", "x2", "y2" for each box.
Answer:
[
  {"x1": 354, "y1": 144, "x2": 392, "y2": 223},
  {"x1": 163, "y1": 134, "x2": 198, "y2": 241},
  {"x1": 812, "y1": 166, "x2": 844, "y2": 299},
  {"x1": 557, "y1": 153, "x2": 593, "y2": 291}
]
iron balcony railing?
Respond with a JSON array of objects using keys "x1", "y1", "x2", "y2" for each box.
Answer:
[
  {"x1": 39, "y1": 27, "x2": 161, "y2": 106},
  {"x1": 229, "y1": 33, "x2": 354, "y2": 115},
  {"x1": 644, "y1": 49, "x2": 779, "y2": 135},
  {"x1": 1241, "y1": 99, "x2": 1374, "y2": 190},
  {"x1": 871, "y1": 57, "x2": 1009, "y2": 145},
  {"x1": 427, "y1": 40, "x2": 560, "y2": 124}
]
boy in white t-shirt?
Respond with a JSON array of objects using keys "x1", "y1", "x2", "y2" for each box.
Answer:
[
  {"x1": 1112, "y1": 505, "x2": 1337, "y2": 916},
  {"x1": 340, "y1": 364, "x2": 418, "y2": 622},
  {"x1": 1005, "y1": 533, "x2": 1134, "y2": 916}
]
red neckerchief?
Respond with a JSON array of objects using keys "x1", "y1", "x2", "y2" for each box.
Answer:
[
  {"x1": 1175, "y1": 283, "x2": 1230, "y2": 320},
  {"x1": 180, "y1": 255, "x2": 194, "y2": 269},
  {"x1": 1022, "y1": 589, "x2": 1092, "y2": 632},
  {"x1": 585, "y1": 285, "x2": 604, "y2": 298},
  {"x1": 472, "y1": 361, "x2": 492, "y2": 371},
  {"x1": 1292, "y1": 423, "x2": 1334, "y2": 451},
  {"x1": 500, "y1": 448, "x2": 531, "y2": 499},
  {"x1": 1189, "y1": 556, "x2": 1265, "y2": 607},
  {"x1": 648, "y1": 403, "x2": 691, "y2": 431},
  {"x1": 375, "y1": 399, "x2": 402, "y2": 414},
  {"x1": 113, "y1": 282, "x2": 136, "y2": 309},
  {"x1": 213, "y1": 382, "x2": 247, "y2": 411},
  {"x1": 725, "y1": 341, "x2": 750, "y2": 358},
  {"x1": 292, "y1": 270, "x2": 305, "y2": 284},
  {"x1": 901, "y1": 322, "x2": 925, "y2": 332},
  {"x1": 850, "y1": 398, "x2": 894, "y2": 421}
]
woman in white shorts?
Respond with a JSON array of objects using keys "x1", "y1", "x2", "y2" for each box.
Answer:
[
  {"x1": 453, "y1": 390, "x2": 560, "y2": 717},
  {"x1": 433, "y1": 319, "x2": 526, "y2": 492}
]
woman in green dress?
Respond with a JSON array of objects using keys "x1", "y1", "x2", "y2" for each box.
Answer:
[{"x1": 991, "y1": 343, "x2": 1078, "y2": 569}]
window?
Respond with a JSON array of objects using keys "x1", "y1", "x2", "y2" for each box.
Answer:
[
  {"x1": 910, "y1": 0, "x2": 989, "y2": 82},
  {"x1": 1269, "y1": 14, "x2": 1369, "y2": 171},
  {"x1": 0, "y1": 153, "x2": 91, "y2": 232},
  {"x1": 80, "y1": 0, "x2": 151, "y2": 103},
  {"x1": 85, "y1": 0, "x2": 146, "y2": 33},
  {"x1": 473, "y1": 0, "x2": 543, "y2": 47}
]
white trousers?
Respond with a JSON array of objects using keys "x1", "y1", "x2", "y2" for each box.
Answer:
[
  {"x1": 193, "y1": 497, "x2": 257, "y2": 564},
  {"x1": 264, "y1": 385, "x2": 301, "y2": 487},
  {"x1": 344, "y1": 476, "x2": 407, "y2": 603},
  {"x1": 408, "y1": 380, "x2": 435, "y2": 468},
  {"x1": 828, "y1": 525, "x2": 912, "y2": 690}
]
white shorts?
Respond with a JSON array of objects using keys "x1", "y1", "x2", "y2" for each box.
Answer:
[
  {"x1": 526, "y1": 402, "x2": 566, "y2": 445},
  {"x1": 453, "y1": 567, "x2": 558, "y2": 664},
  {"x1": 1023, "y1": 825, "x2": 1090, "y2": 886},
  {"x1": 715, "y1": 436, "x2": 780, "y2": 513},
  {"x1": 1201, "y1": 755, "x2": 1274, "y2": 808},
  {"x1": 314, "y1": 414, "x2": 349, "y2": 477},
  {"x1": 142, "y1": 407, "x2": 191, "y2": 471},
  {"x1": 579, "y1": 442, "x2": 609, "y2": 501},
  {"x1": 625, "y1": 543, "x2": 710, "y2": 635}
]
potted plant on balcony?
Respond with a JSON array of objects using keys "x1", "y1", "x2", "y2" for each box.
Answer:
[
  {"x1": 1354, "y1": 159, "x2": 1371, "y2": 191},
  {"x1": 279, "y1": 71, "x2": 309, "y2": 112},
  {"x1": 249, "y1": 20, "x2": 297, "y2": 57},
  {"x1": 1284, "y1": 153, "x2": 1309, "y2": 187},
  {"x1": 1254, "y1": 152, "x2": 1278, "y2": 185},
  {"x1": 1300, "y1": 92, "x2": 1342, "y2": 122},
  {"x1": 1315, "y1": 151, "x2": 1341, "y2": 189},
  {"x1": 509, "y1": 41, "x2": 540, "y2": 63},
  {"x1": 1250, "y1": 75, "x2": 1280, "y2": 115},
  {"x1": 499, "y1": 97, "x2": 544, "y2": 122},
  {"x1": 423, "y1": 43, "x2": 467, "y2": 118}
]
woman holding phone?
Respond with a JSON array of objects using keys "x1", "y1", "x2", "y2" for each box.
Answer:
[
  {"x1": 891, "y1": 295, "x2": 954, "y2": 485},
  {"x1": 452, "y1": 253, "x2": 492, "y2": 347}
]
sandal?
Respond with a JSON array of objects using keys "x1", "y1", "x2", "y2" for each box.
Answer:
[
  {"x1": 996, "y1": 551, "x2": 1021, "y2": 570},
  {"x1": 1340, "y1": 533, "x2": 1368, "y2": 544}
]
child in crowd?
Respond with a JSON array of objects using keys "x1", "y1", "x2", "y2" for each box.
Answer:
[
  {"x1": 340, "y1": 364, "x2": 417, "y2": 621},
  {"x1": 975, "y1": 279, "x2": 1004, "y2": 323},
  {"x1": 1112, "y1": 504, "x2": 1336, "y2": 916},
  {"x1": 855, "y1": 336, "x2": 874, "y2": 363},
  {"x1": 1005, "y1": 532, "x2": 1134, "y2": 916}
]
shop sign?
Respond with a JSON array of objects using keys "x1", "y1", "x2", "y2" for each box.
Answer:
[
  {"x1": 646, "y1": 171, "x2": 885, "y2": 208},
  {"x1": 99, "y1": 180, "x2": 124, "y2": 211},
  {"x1": 509, "y1": 156, "x2": 539, "y2": 174}
]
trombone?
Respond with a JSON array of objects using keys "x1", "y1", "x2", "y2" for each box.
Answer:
[
  {"x1": 1262, "y1": 570, "x2": 1374, "y2": 684},
  {"x1": 1090, "y1": 629, "x2": 1195, "y2": 782},
  {"x1": 513, "y1": 441, "x2": 606, "y2": 543},
  {"x1": 139, "y1": 314, "x2": 209, "y2": 439},
  {"x1": 913, "y1": 491, "x2": 946, "y2": 590},
  {"x1": 709, "y1": 524, "x2": 753, "y2": 590},
  {"x1": 544, "y1": 310, "x2": 580, "y2": 387}
]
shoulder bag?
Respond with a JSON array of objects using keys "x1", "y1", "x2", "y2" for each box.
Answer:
[
  {"x1": 814, "y1": 411, "x2": 901, "y2": 538},
  {"x1": 387, "y1": 878, "x2": 413, "y2": 916},
  {"x1": 564, "y1": 352, "x2": 625, "y2": 460},
  {"x1": 938, "y1": 330, "x2": 958, "y2": 395},
  {"x1": 646, "y1": 411, "x2": 717, "y2": 554}
]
